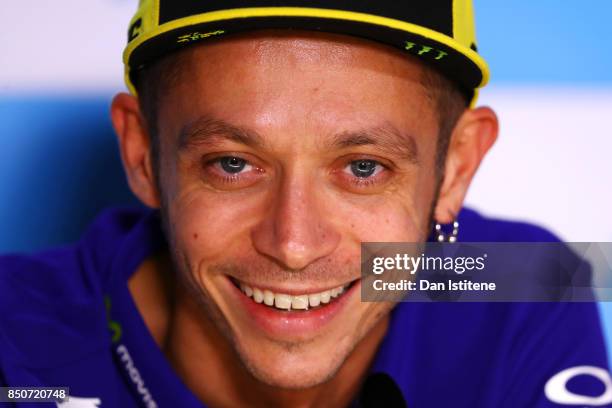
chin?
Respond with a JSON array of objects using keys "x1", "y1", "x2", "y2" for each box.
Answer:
[{"x1": 236, "y1": 340, "x2": 350, "y2": 390}]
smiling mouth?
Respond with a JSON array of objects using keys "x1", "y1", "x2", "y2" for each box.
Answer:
[{"x1": 230, "y1": 278, "x2": 357, "y2": 312}]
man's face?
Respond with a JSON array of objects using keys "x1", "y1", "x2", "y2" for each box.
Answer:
[{"x1": 154, "y1": 32, "x2": 441, "y2": 389}]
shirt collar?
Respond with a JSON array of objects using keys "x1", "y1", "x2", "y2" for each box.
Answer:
[{"x1": 364, "y1": 304, "x2": 413, "y2": 407}]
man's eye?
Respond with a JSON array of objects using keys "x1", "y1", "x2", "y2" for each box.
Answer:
[
  {"x1": 346, "y1": 160, "x2": 382, "y2": 178},
  {"x1": 218, "y1": 156, "x2": 252, "y2": 174}
]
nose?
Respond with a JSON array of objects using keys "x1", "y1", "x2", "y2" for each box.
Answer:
[{"x1": 251, "y1": 171, "x2": 340, "y2": 271}]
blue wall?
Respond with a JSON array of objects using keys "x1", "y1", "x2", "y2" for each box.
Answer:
[
  {"x1": 475, "y1": 0, "x2": 612, "y2": 84},
  {"x1": 0, "y1": 97, "x2": 140, "y2": 253}
]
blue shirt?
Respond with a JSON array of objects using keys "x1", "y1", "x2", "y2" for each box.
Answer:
[{"x1": 0, "y1": 207, "x2": 608, "y2": 407}]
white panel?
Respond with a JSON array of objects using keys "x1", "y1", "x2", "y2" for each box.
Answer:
[
  {"x1": 468, "y1": 86, "x2": 612, "y2": 242},
  {"x1": 0, "y1": 0, "x2": 134, "y2": 93}
]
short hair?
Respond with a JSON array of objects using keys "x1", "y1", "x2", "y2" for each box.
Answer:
[
  {"x1": 135, "y1": 45, "x2": 468, "y2": 185},
  {"x1": 420, "y1": 67, "x2": 469, "y2": 175}
]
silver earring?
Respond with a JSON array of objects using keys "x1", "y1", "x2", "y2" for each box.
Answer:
[{"x1": 435, "y1": 221, "x2": 459, "y2": 243}]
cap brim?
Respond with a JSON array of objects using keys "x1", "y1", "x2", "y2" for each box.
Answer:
[{"x1": 124, "y1": 8, "x2": 489, "y2": 103}]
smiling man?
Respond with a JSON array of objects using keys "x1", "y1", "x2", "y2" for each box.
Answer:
[{"x1": 0, "y1": 2, "x2": 609, "y2": 408}]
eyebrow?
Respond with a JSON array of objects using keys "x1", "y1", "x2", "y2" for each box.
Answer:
[
  {"x1": 331, "y1": 124, "x2": 420, "y2": 165},
  {"x1": 178, "y1": 116, "x2": 266, "y2": 151},
  {"x1": 179, "y1": 116, "x2": 419, "y2": 164}
]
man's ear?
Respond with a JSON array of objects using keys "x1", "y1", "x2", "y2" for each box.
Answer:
[
  {"x1": 434, "y1": 106, "x2": 498, "y2": 224},
  {"x1": 110, "y1": 92, "x2": 160, "y2": 208}
]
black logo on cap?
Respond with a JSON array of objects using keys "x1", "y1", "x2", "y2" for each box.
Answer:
[{"x1": 128, "y1": 18, "x2": 143, "y2": 42}]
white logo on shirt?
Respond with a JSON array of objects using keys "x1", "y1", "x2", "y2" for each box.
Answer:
[
  {"x1": 56, "y1": 396, "x2": 102, "y2": 408},
  {"x1": 545, "y1": 365, "x2": 612, "y2": 405},
  {"x1": 116, "y1": 344, "x2": 158, "y2": 408}
]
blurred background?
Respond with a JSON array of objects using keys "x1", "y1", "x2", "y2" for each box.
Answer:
[{"x1": 1, "y1": 0, "x2": 611, "y2": 355}]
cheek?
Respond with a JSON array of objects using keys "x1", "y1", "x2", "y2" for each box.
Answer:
[
  {"x1": 159, "y1": 150, "x2": 265, "y2": 260},
  {"x1": 326, "y1": 177, "x2": 436, "y2": 243},
  {"x1": 168, "y1": 188, "x2": 266, "y2": 261},
  {"x1": 359, "y1": 301, "x2": 394, "y2": 332},
  {"x1": 351, "y1": 206, "x2": 417, "y2": 241}
]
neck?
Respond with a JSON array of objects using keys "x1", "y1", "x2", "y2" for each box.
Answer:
[{"x1": 130, "y1": 252, "x2": 389, "y2": 408}]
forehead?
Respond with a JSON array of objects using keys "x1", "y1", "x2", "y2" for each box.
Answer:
[{"x1": 156, "y1": 30, "x2": 437, "y2": 144}]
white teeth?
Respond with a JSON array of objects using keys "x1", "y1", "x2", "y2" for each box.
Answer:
[
  {"x1": 253, "y1": 288, "x2": 264, "y2": 303},
  {"x1": 292, "y1": 295, "x2": 309, "y2": 310},
  {"x1": 274, "y1": 294, "x2": 292, "y2": 310},
  {"x1": 263, "y1": 290, "x2": 274, "y2": 306},
  {"x1": 237, "y1": 281, "x2": 350, "y2": 311},
  {"x1": 308, "y1": 293, "x2": 321, "y2": 307}
]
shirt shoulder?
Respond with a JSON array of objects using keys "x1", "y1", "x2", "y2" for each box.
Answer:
[
  {"x1": 458, "y1": 207, "x2": 561, "y2": 242},
  {"x1": 384, "y1": 208, "x2": 608, "y2": 406},
  {"x1": 0, "y1": 206, "x2": 155, "y2": 369}
]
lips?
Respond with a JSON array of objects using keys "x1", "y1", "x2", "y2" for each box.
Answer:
[{"x1": 227, "y1": 276, "x2": 360, "y2": 337}]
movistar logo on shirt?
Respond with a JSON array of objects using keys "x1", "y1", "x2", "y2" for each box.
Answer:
[
  {"x1": 106, "y1": 294, "x2": 158, "y2": 408},
  {"x1": 116, "y1": 342, "x2": 158, "y2": 407},
  {"x1": 104, "y1": 296, "x2": 122, "y2": 343}
]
